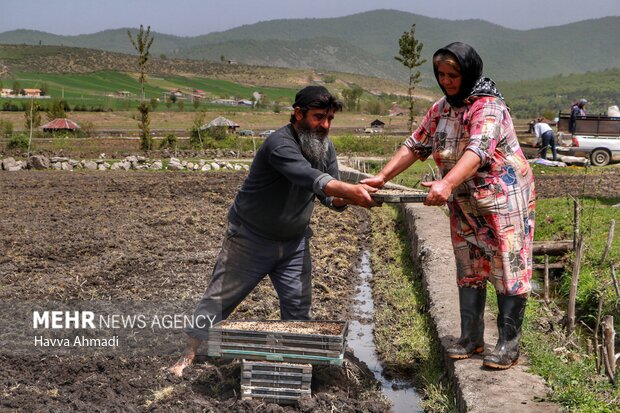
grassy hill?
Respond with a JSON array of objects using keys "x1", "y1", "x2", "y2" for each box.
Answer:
[{"x1": 1, "y1": 10, "x2": 619, "y2": 83}]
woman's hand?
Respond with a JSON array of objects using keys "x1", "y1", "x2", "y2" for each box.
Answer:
[
  {"x1": 421, "y1": 179, "x2": 453, "y2": 206},
  {"x1": 360, "y1": 174, "x2": 386, "y2": 189}
]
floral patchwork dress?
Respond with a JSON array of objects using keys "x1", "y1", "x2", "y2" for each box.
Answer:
[{"x1": 404, "y1": 96, "x2": 536, "y2": 296}]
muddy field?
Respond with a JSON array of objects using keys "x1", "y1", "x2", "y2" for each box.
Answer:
[
  {"x1": 1, "y1": 168, "x2": 619, "y2": 413},
  {"x1": 0, "y1": 171, "x2": 390, "y2": 412}
]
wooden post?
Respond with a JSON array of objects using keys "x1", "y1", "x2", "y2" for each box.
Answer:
[
  {"x1": 612, "y1": 263, "x2": 620, "y2": 299},
  {"x1": 573, "y1": 199, "x2": 580, "y2": 251},
  {"x1": 544, "y1": 254, "x2": 550, "y2": 304},
  {"x1": 595, "y1": 289, "x2": 607, "y2": 374},
  {"x1": 602, "y1": 315, "x2": 616, "y2": 384},
  {"x1": 567, "y1": 235, "x2": 585, "y2": 336},
  {"x1": 601, "y1": 219, "x2": 616, "y2": 264}
]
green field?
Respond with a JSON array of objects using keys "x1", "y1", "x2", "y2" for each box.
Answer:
[{"x1": 1, "y1": 71, "x2": 299, "y2": 111}]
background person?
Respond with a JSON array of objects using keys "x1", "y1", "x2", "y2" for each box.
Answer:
[
  {"x1": 569, "y1": 98, "x2": 587, "y2": 134},
  {"x1": 362, "y1": 42, "x2": 536, "y2": 370},
  {"x1": 533, "y1": 117, "x2": 558, "y2": 161},
  {"x1": 169, "y1": 86, "x2": 378, "y2": 376}
]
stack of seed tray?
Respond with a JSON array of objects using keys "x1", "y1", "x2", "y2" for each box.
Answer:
[
  {"x1": 240, "y1": 360, "x2": 312, "y2": 404},
  {"x1": 207, "y1": 320, "x2": 347, "y2": 366}
]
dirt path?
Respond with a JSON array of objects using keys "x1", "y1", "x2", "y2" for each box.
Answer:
[{"x1": 0, "y1": 171, "x2": 389, "y2": 412}]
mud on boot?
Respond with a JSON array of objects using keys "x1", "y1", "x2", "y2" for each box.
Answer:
[
  {"x1": 447, "y1": 287, "x2": 486, "y2": 359},
  {"x1": 483, "y1": 294, "x2": 527, "y2": 369}
]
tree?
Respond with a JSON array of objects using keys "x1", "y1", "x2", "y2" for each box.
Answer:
[
  {"x1": 46, "y1": 99, "x2": 67, "y2": 120},
  {"x1": 189, "y1": 111, "x2": 206, "y2": 148},
  {"x1": 127, "y1": 24, "x2": 154, "y2": 100},
  {"x1": 395, "y1": 24, "x2": 426, "y2": 134},
  {"x1": 128, "y1": 24, "x2": 154, "y2": 152},
  {"x1": 341, "y1": 85, "x2": 363, "y2": 112},
  {"x1": 12, "y1": 81, "x2": 20, "y2": 94},
  {"x1": 137, "y1": 102, "x2": 152, "y2": 151},
  {"x1": 24, "y1": 100, "x2": 41, "y2": 131}
]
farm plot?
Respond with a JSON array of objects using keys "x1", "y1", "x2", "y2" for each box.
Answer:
[{"x1": 0, "y1": 171, "x2": 389, "y2": 412}]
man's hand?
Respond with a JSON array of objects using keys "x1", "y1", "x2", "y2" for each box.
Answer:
[
  {"x1": 324, "y1": 180, "x2": 379, "y2": 208},
  {"x1": 421, "y1": 179, "x2": 453, "y2": 206}
]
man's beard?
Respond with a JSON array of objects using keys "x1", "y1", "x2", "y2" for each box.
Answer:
[{"x1": 297, "y1": 122, "x2": 329, "y2": 164}]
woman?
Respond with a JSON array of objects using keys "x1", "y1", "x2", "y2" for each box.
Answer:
[{"x1": 362, "y1": 42, "x2": 536, "y2": 369}]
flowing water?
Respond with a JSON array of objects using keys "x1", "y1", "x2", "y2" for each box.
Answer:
[{"x1": 346, "y1": 250, "x2": 423, "y2": 412}]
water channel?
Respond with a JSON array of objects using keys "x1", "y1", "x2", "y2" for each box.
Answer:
[{"x1": 346, "y1": 250, "x2": 423, "y2": 412}]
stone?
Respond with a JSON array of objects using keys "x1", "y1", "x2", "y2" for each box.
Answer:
[
  {"x1": 169, "y1": 157, "x2": 180, "y2": 164},
  {"x1": 210, "y1": 162, "x2": 220, "y2": 170},
  {"x1": 200, "y1": 164, "x2": 211, "y2": 172},
  {"x1": 186, "y1": 162, "x2": 194, "y2": 170},
  {"x1": 2, "y1": 157, "x2": 17, "y2": 170},
  {"x1": 29, "y1": 155, "x2": 50, "y2": 170},
  {"x1": 60, "y1": 162, "x2": 73, "y2": 171},
  {"x1": 167, "y1": 162, "x2": 184, "y2": 171},
  {"x1": 52, "y1": 162, "x2": 62, "y2": 170},
  {"x1": 125, "y1": 155, "x2": 138, "y2": 163},
  {"x1": 84, "y1": 160, "x2": 98, "y2": 170},
  {"x1": 234, "y1": 164, "x2": 242, "y2": 170},
  {"x1": 150, "y1": 160, "x2": 163, "y2": 170}
]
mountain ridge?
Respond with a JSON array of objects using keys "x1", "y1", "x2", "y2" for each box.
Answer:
[{"x1": 1, "y1": 10, "x2": 619, "y2": 82}]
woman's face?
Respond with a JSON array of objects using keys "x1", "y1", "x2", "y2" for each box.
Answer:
[{"x1": 436, "y1": 62, "x2": 462, "y2": 97}]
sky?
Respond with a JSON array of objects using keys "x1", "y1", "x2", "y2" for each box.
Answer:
[{"x1": 1, "y1": 0, "x2": 619, "y2": 36}]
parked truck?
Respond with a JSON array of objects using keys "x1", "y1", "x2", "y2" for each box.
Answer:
[{"x1": 556, "y1": 112, "x2": 620, "y2": 166}]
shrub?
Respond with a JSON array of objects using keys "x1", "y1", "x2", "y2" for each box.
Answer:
[
  {"x1": 0, "y1": 119, "x2": 13, "y2": 139},
  {"x1": 205, "y1": 126, "x2": 227, "y2": 141},
  {"x1": 160, "y1": 133, "x2": 177, "y2": 149},
  {"x1": 6, "y1": 133, "x2": 28, "y2": 150}
]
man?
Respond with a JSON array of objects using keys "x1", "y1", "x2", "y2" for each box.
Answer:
[
  {"x1": 169, "y1": 86, "x2": 377, "y2": 376},
  {"x1": 569, "y1": 98, "x2": 587, "y2": 134},
  {"x1": 533, "y1": 118, "x2": 557, "y2": 161}
]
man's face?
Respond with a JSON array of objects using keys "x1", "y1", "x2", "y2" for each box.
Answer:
[
  {"x1": 295, "y1": 107, "x2": 335, "y2": 163},
  {"x1": 295, "y1": 108, "x2": 335, "y2": 136}
]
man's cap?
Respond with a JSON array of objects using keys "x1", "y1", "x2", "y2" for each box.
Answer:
[
  {"x1": 293, "y1": 86, "x2": 332, "y2": 108},
  {"x1": 579, "y1": 98, "x2": 588, "y2": 105}
]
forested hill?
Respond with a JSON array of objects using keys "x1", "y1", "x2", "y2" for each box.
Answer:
[{"x1": 1, "y1": 9, "x2": 619, "y2": 83}]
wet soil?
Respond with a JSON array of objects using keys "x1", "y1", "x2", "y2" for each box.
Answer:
[{"x1": 0, "y1": 171, "x2": 389, "y2": 412}]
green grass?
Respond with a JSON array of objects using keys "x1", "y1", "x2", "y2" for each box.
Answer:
[
  {"x1": 1, "y1": 71, "x2": 299, "y2": 111},
  {"x1": 523, "y1": 299, "x2": 620, "y2": 412},
  {"x1": 370, "y1": 204, "x2": 455, "y2": 412}
]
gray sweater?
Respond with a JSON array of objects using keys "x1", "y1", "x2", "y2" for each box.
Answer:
[{"x1": 228, "y1": 124, "x2": 341, "y2": 241}]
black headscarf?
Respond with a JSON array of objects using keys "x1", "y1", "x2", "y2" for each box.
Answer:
[{"x1": 432, "y1": 42, "x2": 504, "y2": 108}]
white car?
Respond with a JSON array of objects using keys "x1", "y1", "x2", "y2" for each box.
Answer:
[
  {"x1": 558, "y1": 134, "x2": 620, "y2": 166},
  {"x1": 259, "y1": 129, "x2": 276, "y2": 137}
]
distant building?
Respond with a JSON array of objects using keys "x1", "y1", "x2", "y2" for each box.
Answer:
[
  {"x1": 23, "y1": 88, "x2": 42, "y2": 97},
  {"x1": 193, "y1": 89, "x2": 206, "y2": 99},
  {"x1": 227, "y1": 59, "x2": 238, "y2": 65},
  {"x1": 0, "y1": 88, "x2": 13, "y2": 97},
  {"x1": 389, "y1": 103, "x2": 408, "y2": 117},
  {"x1": 370, "y1": 119, "x2": 385, "y2": 129},
  {"x1": 200, "y1": 116, "x2": 239, "y2": 132},
  {"x1": 211, "y1": 98, "x2": 238, "y2": 106},
  {"x1": 41, "y1": 118, "x2": 80, "y2": 132},
  {"x1": 116, "y1": 90, "x2": 134, "y2": 98},
  {"x1": 237, "y1": 100, "x2": 253, "y2": 107}
]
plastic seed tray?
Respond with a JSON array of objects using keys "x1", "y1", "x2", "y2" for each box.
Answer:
[
  {"x1": 207, "y1": 320, "x2": 347, "y2": 366},
  {"x1": 371, "y1": 189, "x2": 453, "y2": 203},
  {"x1": 241, "y1": 360, "x2": 312, "y2": 390},
  {"x1": 240, "y1": 385, "x2": 311, "y2": 405}
]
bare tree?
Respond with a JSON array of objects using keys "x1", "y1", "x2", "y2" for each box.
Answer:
[
  {"x1": 127, "y1": 24, "x2": 154, "y2": 100},
  {"x1": 128, "y1": 25, "x2": 154, "y2": 151},
  {"x1": 395, "y1": 24, "x2": 426, "y2": 135}
]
